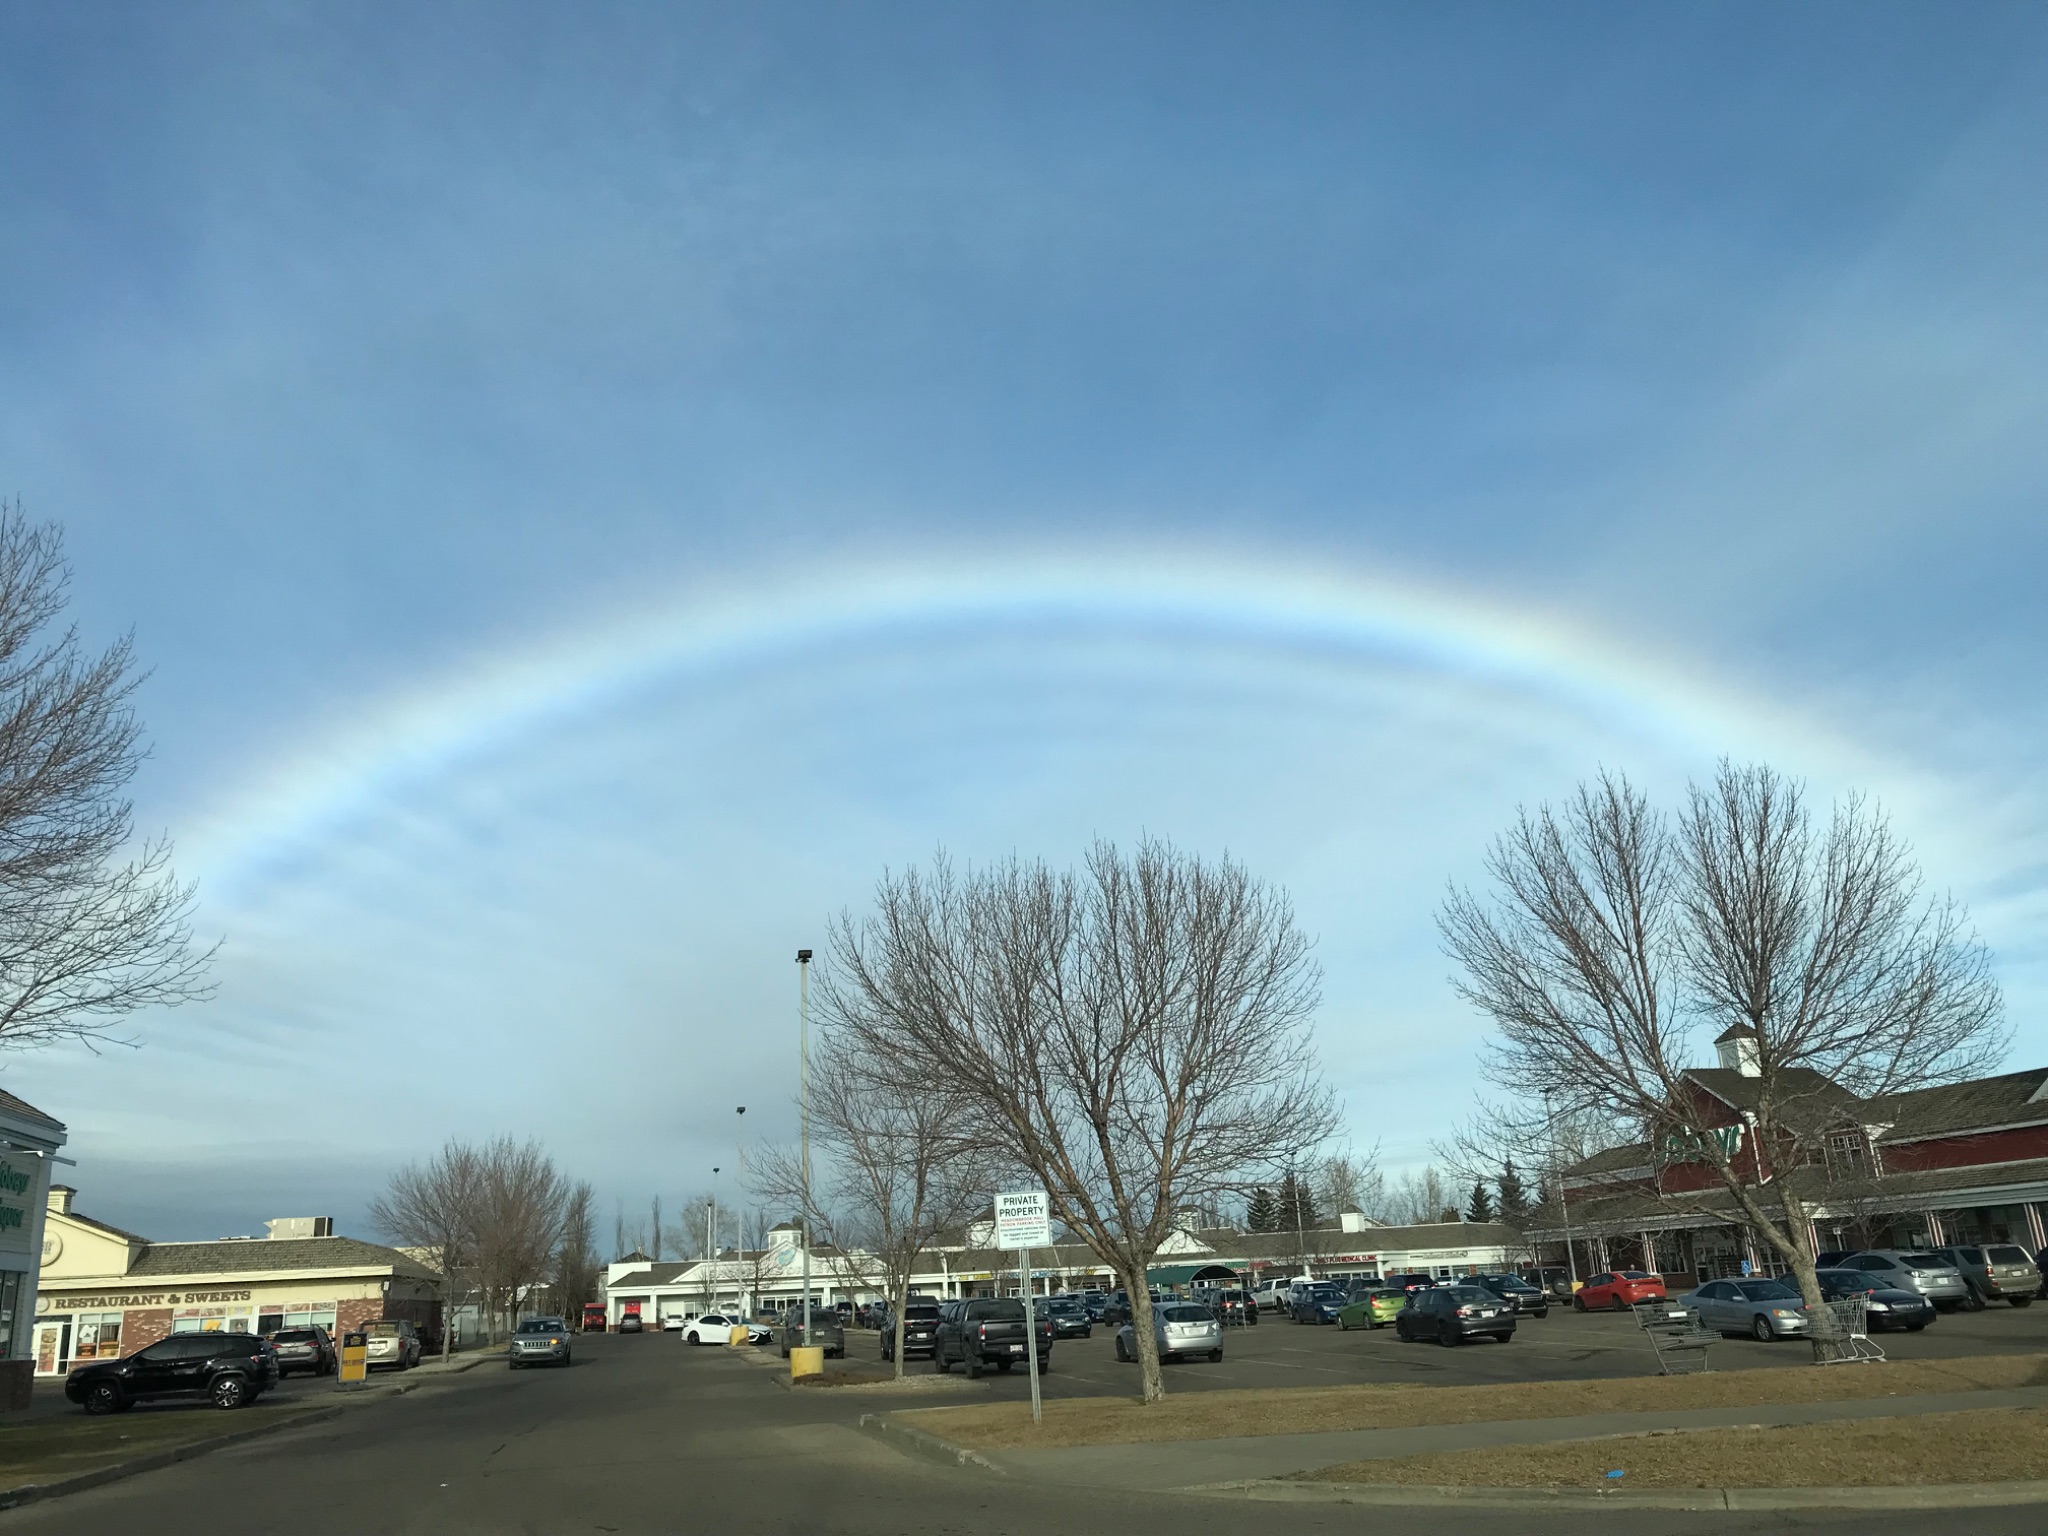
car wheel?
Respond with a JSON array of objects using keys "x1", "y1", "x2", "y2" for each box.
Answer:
[
  {"x1": 83, "y1": 1381, "x2": 123, "y2": 1416},
  {"x1": 1751, "y1": 1314, "x2": 1776, "y2": 1342},
  {"x1": 211, "y1": 1376, "x2": 250, "y2": 1410},
  {"x1": 966, "y1": 1355, "x2": 982, "y2": 1379},
  {"x1": 1438, "y1": 1320, "x2": 1459, "y2": 1347},
  {"x1": 1907, "y1": 1322, "x2": 1927, "y2": 1331},
  {"x1": 562, "y1": 1353, "x2": 572, "y2": 1367},
  {"x1": 1573, "y1": 1295, "x2": 1587, "y2": 1312},
  {"x1": 935, "y1": 1346, "x2": 951, "y2": 1373},
  {"x1": 1114, "y1": 1335, "x2": 1130, "y2": 1362},
  {"x1": 1963, "y1": 1290, "x2": 1986, "y2": 1312},
  {"x1": 2012, "y1": 1297, "x2": 2033, "y2": 1309},
  {"x1": 1208, "y1": 1348, "x2": 1223, "y2": 1362},
  {"x1": 1534, "y1": 1308, "x2": 1549, "y2": 1319},
  {"x1": 996, "y1": 1359, "x2": 1012, "y2": 1373}
]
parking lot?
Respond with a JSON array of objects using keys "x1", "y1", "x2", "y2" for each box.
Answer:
[{"x1": 836, "y1": 1297, "x2": 2048, "y2": 1403}]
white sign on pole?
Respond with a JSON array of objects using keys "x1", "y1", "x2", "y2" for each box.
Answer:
[{"x1": 994, "y1": 1189, "x2": 1052, "y2": 1250}]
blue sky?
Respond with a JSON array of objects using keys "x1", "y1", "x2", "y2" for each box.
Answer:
[{"x1": 3, "y1": 2, "x2": 2045, "y2": 1240}]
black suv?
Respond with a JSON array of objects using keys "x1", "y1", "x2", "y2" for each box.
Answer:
[
  {"x1": 933, "y1": 1298, "x2": 1052, "y2": 1378},
  {"x1": 877, "y1": 1301, "x2": 942, "y2": 1361},
  {"x1": 67, "y1": 1332, "x2": 280, "y2": 1414},
  {"x1": 1474, "y1": 1273, "x2": 1550, "y2": 1318}
]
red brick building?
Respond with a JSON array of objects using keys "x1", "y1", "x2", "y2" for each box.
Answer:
[{"x1": 1527, "y1": 1032, "x2": 2048, "y2": 1281}]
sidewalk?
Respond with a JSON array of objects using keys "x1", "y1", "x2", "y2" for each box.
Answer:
[{"x1": 960, "y1": 1383, "x2": 2048, "y2": 1492}]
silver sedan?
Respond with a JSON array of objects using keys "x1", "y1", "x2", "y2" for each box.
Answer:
[
  {"x1": 1681, "y1": 1278, "x2": 1810, "y2": 1341},
  {"x1": 1115, "y1": 1302, "x2": 1224, "y2": 1364}
]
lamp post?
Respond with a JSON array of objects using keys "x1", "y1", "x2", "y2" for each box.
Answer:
[
  {"x1": 710, "y1": 1165, "x2": 721, "y2": 1313},
  {"x1": 1545, "y1": 1090, "x2": 1580, "y2": 1290},
  {"x1": 736, "y1": 1106, "x2": 748, "y2": 1316},
  {"x1": 797, "y1": 948, "x2": 813, "y2": 1347}
]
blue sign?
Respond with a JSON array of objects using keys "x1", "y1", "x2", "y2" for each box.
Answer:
[{"x1": 1739, "y1": 1259, "x2": 1752, "y2": 1277}]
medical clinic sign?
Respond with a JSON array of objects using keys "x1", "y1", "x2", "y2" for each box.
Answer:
[{"x1": 994, "y1": 1190, "x2": 1052, "y2": 1250}]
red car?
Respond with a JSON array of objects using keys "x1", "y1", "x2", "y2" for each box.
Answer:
[{"x1": 1572, "y1": 1270, "x2": 1668, "y2": 1311}]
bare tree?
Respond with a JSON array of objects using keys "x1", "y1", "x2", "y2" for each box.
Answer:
[
  {"x1": 471, "y1": 1137, "x2": 571, "y2": 1337},
  {"x1": 1317, "y1": 1148, "x2": 1383, "y2": 1222},
  {"x1": 827, "y1": 839, "x2": 1337, "y2": 1402},
  {"x1": 0, "y1": 508, "x2": 214, "y2": 1049},
  {"x1": 1379, "y1": 1165, "x2": 1454, "y2": 1226},
  {"x1": 550, "y1": 1181, "x2": 601, "y2": 1323},
  {"x1": 1441, "y1": 763, "x2": 2004, "y2": 1360},
  {"x1": 370, "y1": 1140, "x2": 481, "y2": 1365},
  {"x1": 754, "y1": 1036, "x2": 991, "y2": 1378}
]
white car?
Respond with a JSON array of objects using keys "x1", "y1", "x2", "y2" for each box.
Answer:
[
  {"x1": 661, "y1": 1315, "x2": 686, "y2": 1332},
  {"x1": 683, "y1": 1312, "x2": 769, "y2": 1345}
]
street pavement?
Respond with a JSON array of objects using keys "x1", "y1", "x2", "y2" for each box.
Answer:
[{"x1": 7, "y1": 1331, "x2": 2046, "y2": 1535}]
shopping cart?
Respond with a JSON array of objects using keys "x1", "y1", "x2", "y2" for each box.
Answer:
[
  {"x1": 1634, "y1": 1299, "x2": 1714, "y2": 1375},
  {"x1": 1815, "y1": 1294, "x2": 1885, "y2": 1364}
]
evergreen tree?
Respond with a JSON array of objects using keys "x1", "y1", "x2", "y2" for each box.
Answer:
[
  {"x1": 1496, "y1": 1159, "x2": 1530, "y2": 1226},
  {"x1": 1245, "y1": 1187, "x2": 1278, "y2": 1232},
  {"x1": 1276, "y1": 1173, "x2": 1318, "y2": 1232},
  {"x1": 1465, "y1": 1180, "x2": 1495, "y2": 1223}
]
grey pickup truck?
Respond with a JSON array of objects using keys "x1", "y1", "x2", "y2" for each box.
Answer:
[{"x1": 933, "y1": 1297, "x2": 1053, "y2": 1378}]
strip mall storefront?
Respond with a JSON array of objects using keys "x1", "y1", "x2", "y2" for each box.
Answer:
[{"x1": 35, "y1": 1187, "x2": 441, "y2": 1378}]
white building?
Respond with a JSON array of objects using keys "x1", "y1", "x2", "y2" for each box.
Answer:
[{"x1": 0, "y1": 1090, "x2": 66, "y2": 1408}]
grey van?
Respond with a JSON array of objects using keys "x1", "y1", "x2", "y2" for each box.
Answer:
[{"x1": 1934, "y1": 1245, "x2": 2041, "y2": 1309}]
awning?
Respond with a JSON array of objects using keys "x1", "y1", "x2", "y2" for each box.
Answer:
[{"x1": 1145, "y1": 1262, "x2": 1242, "y2": 1288}]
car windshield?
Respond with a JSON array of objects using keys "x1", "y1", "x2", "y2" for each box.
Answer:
[
  {"x1": 965, "y1": 1300, "x2": 1026, "y2": 1321},
  {"x1": 518, "y1": 1319, "x2": 563, "y2": 1333},
  {"x1": 1620, "y1": 1271, "x2": 1655, "y2": 1280},
  {"x1": 273, "y1": 1328, "x2": 322, "y2": 1342},
  {"x1": 1445, "y1": 1287, "x2": 1494, "y2": 1303},
  {"x1": 1160, "y1": 1305, "x2": 1212, "y2": 1322},
  {"x1": 903, "y1": 1305, "x2": 940, "y2": 1320},
  {"x1": 1737, "y1": 1280, "x2": 1799, "y2": 1301},
  {"x1": 1901, "y1": 1254, "x2": 1949, "y2": 1270},
  {"x1": 1045, "y1": 1297, "x2": 1083, "y2": 1311},
  {"x1": 362, "y1": 1321, "x2": 404, "y2": 1335},
  {"x1": 1306, "y1": 1283, "x2": 1343, "y2": 1296},
  {"x1": 1990, "y1": 1247, "x2": 2032, "y2": 1264}
]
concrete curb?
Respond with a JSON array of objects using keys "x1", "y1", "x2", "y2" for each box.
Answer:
[
  {"x1": 857, "y1": 1412, "x2": 1008, "y2": 1475},
  {"x1": 1188, "y1": 1477, "x2": 2048, "y2": 1511},
  {"x1": 0, "y1": 1406, "x2": 343, "y2": 1512}
]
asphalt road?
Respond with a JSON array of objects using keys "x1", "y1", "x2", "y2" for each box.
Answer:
[{"x1": 8, "y1": 1332, "x2": 2046, "y2": 1536}]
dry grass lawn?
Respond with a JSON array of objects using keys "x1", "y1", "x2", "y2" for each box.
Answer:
[
  {"x1": 1298, "y1": 1406, "x2": 2048, "y2": 1488},
  {"x1": 909, "y1": 1354, "x2": 2048, "y2": 1450},
  {"x1": 0, "y1": 1402, "x2": 324, "y2": 1491}
]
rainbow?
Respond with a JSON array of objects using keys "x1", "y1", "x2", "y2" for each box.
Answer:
[{"x1": 179, "y1": 551, "x2": 1866, "y2": 900}]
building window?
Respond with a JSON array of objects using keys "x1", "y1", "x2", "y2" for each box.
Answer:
[
  {"x1": 73, "y1": 1314, "x2": 122, "y2": 1360},
  {"x1": 1827, "y1": 1131, "x2": 1872, "y2": 1176}
]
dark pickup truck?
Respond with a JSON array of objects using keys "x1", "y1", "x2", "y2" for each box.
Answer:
[{"x1": 933, "y1": 1298, "x2": 1052, "y2": 1378}]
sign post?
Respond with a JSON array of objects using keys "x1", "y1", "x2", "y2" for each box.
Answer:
[
  {"x1": 338, "y1": 1330, "x2": 368, "y2": 1387},
  {"x1": 994, "y1": 1190, "x2": 1052, "y2": 1426}
]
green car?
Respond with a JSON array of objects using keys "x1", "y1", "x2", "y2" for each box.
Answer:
[{"x1": 1336, "y1": 1289, "x2": 1406, "y2": 1330}]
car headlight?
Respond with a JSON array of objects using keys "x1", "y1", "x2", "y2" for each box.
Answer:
[
  {"x1": 1867, "y1": 1301, "x2": 1890, "y2": 1311},
  {"x1": 1771, "y1": 1308, "x2": 1800, "y2": 1317}
]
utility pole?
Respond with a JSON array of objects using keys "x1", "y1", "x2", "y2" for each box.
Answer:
[
  {"x1": 736, "y1": 1106, "x2": 748, "y2": 1316},
  {"x1": 710, "y1": 1166, "x2": 720, "y2": 1314},
  {"x1": 1545, "y1": 1089, "x2": 1580, "y2": 1290},
  {"x1": 797, "y1": 948, "x2": 813, "y2": 1347}
]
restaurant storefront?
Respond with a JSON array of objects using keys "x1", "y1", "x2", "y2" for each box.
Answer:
[{"x1": 35, "y1": 1187, "x2": 441, "y2": 1377}]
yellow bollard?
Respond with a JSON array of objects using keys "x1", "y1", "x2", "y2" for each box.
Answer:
[
  {"x1": 728, "y1": 1325, "x2": 749, "y2": 1346},
  {"x1": 789, "y1": 1345, "x2": 824, "y2": 1381}
]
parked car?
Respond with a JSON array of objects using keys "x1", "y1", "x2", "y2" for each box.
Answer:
[
  {"x1": 877, "y1": 1301, "x2": 943, "y2": 1360},
  {"x1": 1832, "y1": 1251, "x2": 1971, "y2": 1310},
  {"x1": 934, "y1": 1297, "x2": 1052, "y2": 1378},
  {"x1": 1395, "y1": 1284, "x2": 1515, "y2": 1345},
  {"x1": 1041, "y1": 1295, "x2": 1093, "y2": 1339},
  {"x1": 268, "y1": 1325, "x2": 336, "y2": 1378},
  {"x1": 1116, "y1": 1302, "x2": 1224, "y2": 1364},
  {"x1": 1287, "y1": 1281, "x2": 1349, "y2": 1325},
  {"x1": 660, "y1": 1314, "x2": 686, "y2": 1332},
  {"x1": 1382, "y1": 1271, "x2": 1438, "y2": 1296},
  {"x1": 1208, "y1": 1288, "x2": 1258, "y2": 1327},
  {"x1": 362, "y1": 1318, "x2": 422, "y2": 1371},
  {"x1": 1812, "y1": 1251, "x2": 1856, "y2": 1270},
  {"x1": 617, "y1": 1309, "x2": 645, "y2": 1333},
  {"x1": 67, "y1": 1332, "x2": 280, "y2": 1414},
  {"x1": 1814, "y1": 1269, "x2": 1935, "y2": 1331},
  {"x1": 684, "y1": 1312, "x2": 747, "y2": 1345},
  {"x1": 1252, "y1": 1276, "x2": 1298, "y2": 1313},
  {"x1": 1079, "y1": 1290, "x2": 1110, "y2": 1319},
  {"x1": 777, "y1": 1308, "x2": 846, "y2": 1359},
  {"x1": 1337, "y1": 1287, "x2": 1406, "y2": 1330},
  {"x1": 1474, "y1": 1273, "x2": 1550, "y2": 1318},
  {"x1": 1682, "y1": 1277, "x2": 1809, "y2": 1341},
  {"x1": 1934, "y1": 1245, "x2": 2041, "y2": 1309},
  {"x1": 1572, "y1": 1271, "x2": 1668, "y2": 1311},
  {"x1": 1519, "y1": 1266, "x2": 1575, "y2": 1300},
  {"x1": 508, "y1": 1316, "x2": 574, "y2": 1368}
]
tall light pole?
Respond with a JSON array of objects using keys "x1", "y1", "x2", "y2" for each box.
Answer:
[
  {"x1": 797, "y1": 948, "x2": 813, "y2": 1347},
  {"x1": 709, "y1": 1166, "x2": 721, "y2": 1314},
  {"x1": 735, "y1": 1106, "x2": 748, "y2": 1316},
  {"x1": 1545, "y1": 1089, "x2": 1580, "y2": 1290}
]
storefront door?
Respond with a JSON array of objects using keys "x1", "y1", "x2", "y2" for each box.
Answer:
[{"x1": 31, "y1": 1318, "x2": 69, "y2": 1376}]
